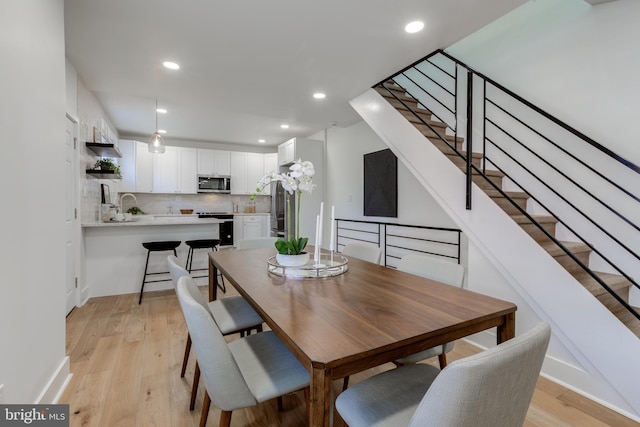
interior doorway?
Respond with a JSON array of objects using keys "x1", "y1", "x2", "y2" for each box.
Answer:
[{"x1": 65, "y1": 115, "x2": 78, "y2": 315}]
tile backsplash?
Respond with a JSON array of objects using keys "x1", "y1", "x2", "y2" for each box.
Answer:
[{"x1": 114, "y1": 192, "x2": 270, "y2": 216}]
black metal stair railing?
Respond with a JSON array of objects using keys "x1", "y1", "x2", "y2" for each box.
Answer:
[{"x1": 373, "y1": 49, "x2": 640, "y2": 322}]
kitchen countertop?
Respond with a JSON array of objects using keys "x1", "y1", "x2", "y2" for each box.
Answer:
[
  {"x1": 233, "y1": 212, "x2": 270, "y2": 216},
  {"x1": 82, "y1": 215, "x2": 225, "y2": 228}
]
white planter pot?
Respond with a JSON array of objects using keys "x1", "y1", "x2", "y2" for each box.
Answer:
[{"x1": 276, "y1": 252, "x2": 310, "y2": 267}]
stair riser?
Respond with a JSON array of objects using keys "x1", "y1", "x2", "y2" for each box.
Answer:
[
  {"x1": 472, "y1": 174, "x2": 502, "y2": 191},
  {"x1": 552, "y1": 251, "x2": 591, "y2": 275},
  {"x1": 417, "y1": 129, "x2": 462, "y2": 149},
  {"x1": 519, "y1": 223, "x2": 556, "y2": 242},
  {"x1": 448, "y1": 154, "x2": 482, "y2": 170},
  {"x1": 490, "y1": 196, "x2": 527, "y2": 215},
  {"x1": 387, "y1": 98, "x2": 420, "y2": 111},
  {"x1": 400, "y1": 110, "x2": 442, "y2": 126}
]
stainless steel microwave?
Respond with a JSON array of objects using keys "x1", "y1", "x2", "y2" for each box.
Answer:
[{"x1": 197, "y1": 175, "x2": 231, "y2": 193}]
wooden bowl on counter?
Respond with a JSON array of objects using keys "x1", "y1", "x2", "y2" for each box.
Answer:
[{"x1": 180, "y1": 209, "x2": 194, "y2": 215}]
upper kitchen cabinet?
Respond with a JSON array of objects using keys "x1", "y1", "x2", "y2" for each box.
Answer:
[
  {"x1": 278, "y1": 138, "x2": 295, "y2": 165},
  {"x1": 197, "y1": 149, "x2": 231, "y2": 176},
  {"x1": 154, "y1": 146, "x2": 197, "y2": 194},
  {"x1": 117, "y1": 140, "x2": 153, "y2": 192},
  {"x1": 277, "y1": 138, "x2": 323, "y2": 166},
  {"x1": 231, "y1": 152, "x2": 268, "y2": 195},
  {"x1": 261, "y1": 153, "x2": 278, "y2": 196}
]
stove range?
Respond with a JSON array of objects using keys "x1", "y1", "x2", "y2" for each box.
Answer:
[{"x1": 196, "y1": 212, "x2": 235, "y2": 246}]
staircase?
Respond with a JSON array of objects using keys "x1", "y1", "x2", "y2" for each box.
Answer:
[{"x1": 375, "y1": 78, "x2": 640, "y2": 338}]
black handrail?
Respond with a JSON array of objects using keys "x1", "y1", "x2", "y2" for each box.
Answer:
[
  {"x1": 373, "y1": 49, "x2": 640, "y2": 323},
  {"x1": 335, "y1": 219, "x2": 462, "y2": 267}
]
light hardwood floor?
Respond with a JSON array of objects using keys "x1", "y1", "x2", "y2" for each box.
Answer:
[{"x1": 61, "y1": 287, "x2": 639, "y2": 427}]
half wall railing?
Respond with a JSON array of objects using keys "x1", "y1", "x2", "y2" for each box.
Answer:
[
  {"x1": 373, "y1": 49, "x2": 640, "y2": 321},
  {"x1": 335, "y1": 218, "x2": 461, "y2": 268}
]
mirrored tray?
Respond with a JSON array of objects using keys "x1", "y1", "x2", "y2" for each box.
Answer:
[{"x1": 267, "y1": 253, "x2": 349, "y2": 278}]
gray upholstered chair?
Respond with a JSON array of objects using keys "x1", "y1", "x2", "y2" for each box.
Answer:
[
  {"x1": 393, "y1": 254, "x2": 465, "y2": 368},
  {"x1": 336, "y1": 322, "x2": 551, "y2": 427},
  {"x1": 176, "y1": 275, "x2": 310, "y2": 427},
  {"x1": 167, "y1": 255, "x2": 264, "y2": 410},
  {"x1": 341, "y1": 242, "x2": 382, "y2": 264},
  {"x1": 235, "y1": 237, "x2": 278, "y2": 250}
]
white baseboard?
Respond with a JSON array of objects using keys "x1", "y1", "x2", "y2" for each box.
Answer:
[{"x1": 35, "y1": 356, "x2": 71, "y2": 404}]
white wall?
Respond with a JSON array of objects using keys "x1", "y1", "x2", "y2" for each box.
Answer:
[
  {"x1": 447, "y1": 0, "x2": 640, "y2": 165},
  {"x1": 0, "y1": 0, "x2": 68, "y2": 403},
  {"x1": 325, "y1": 121, "x2": 456, "y2": 229}
]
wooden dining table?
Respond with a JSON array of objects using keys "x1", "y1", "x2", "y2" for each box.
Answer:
[{"x1": 209, "y1": 247, "x2": 517, "y2": 427}]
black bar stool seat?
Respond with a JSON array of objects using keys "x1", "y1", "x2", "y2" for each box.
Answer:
[
  {"x1": 139, "y1": 240, "x2": 181, "y2": 304},
  {"x1": 184, "y1": 238, "x2": 226, "y2": 293}
]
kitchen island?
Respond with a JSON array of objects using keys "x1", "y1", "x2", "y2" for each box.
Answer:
[{"x1": 81, "y1": 215, "x2": 224, "y2": 300}]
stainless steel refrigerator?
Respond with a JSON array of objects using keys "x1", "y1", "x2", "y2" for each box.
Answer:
[{"x1": 270, "y1": 181, "x2": 295, "y2": 239}]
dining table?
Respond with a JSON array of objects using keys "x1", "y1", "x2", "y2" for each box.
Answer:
[{"x1": 208, "y1": 247, "x2": 517, "y2": 427}]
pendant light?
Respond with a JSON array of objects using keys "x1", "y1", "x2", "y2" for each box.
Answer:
[{"x1": 148, "y1": 99, "x2": 166, "y2": 154}]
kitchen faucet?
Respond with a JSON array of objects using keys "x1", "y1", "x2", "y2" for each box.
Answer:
[{"x1": 119, "y1": 193, "x2": 138, "y2": 213}]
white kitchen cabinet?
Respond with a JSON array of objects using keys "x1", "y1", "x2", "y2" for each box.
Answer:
[
  {"x1": 261, "y1": 153, "x2": 278, "y2": 196},
  {"x1": 246, "y1": 153, "x2": 265, "y2": 195},
  {"x1": 118, "y1": 139, "x2": 153, "y2": 193},
  {"x1": 197, "y1": 149, "x2": 230, "y2": 176},
  {"x1": 230, "y1": 152, "x2": 268, "y2": 195},
  {"x1": 230, "y1": 152, "x2": 248, "y2": 194},
  {"x1": 154, "y1": 146, "x2": 198, "y2": 194},
  {"x1": 278, "y1": 138, "x2": 295, "y2": 165},
  {"x1": 179, "y1": 148, "x2": 198, "y2": 193},
  {"x1": 234, "y1": 214, "x2": 268, "y2": 244}
]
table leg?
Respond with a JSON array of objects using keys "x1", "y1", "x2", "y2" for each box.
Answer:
[
  {"x1": 496, "y1": 311, "x2": 516, "y2": 344},
  {"x1": 208, "y1": 259, "x2": 219, "y2": 302},
  {"x1": 310, "y1": 366, "x2": 331, "y2": 427}
]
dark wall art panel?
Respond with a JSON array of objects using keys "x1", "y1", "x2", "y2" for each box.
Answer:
[{"x1": 364, "y1": 149, "x2": 397, "y2": 217}]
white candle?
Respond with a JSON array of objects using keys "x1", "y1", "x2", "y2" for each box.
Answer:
[
  {"x1": 318, "y1": 202, "x2": 324, "y2": 249},
  {"x1": 314, "y1": 214, "x2": 320, "y2": 263},
  {"x1": 329, "y1": 205, "x2": 335, "y2": 251}
]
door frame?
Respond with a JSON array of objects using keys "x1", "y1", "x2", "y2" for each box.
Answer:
[{"x1": 65, "y1": 113, "x2": 81, "y2": 313}]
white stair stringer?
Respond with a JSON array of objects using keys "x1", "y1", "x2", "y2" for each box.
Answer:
[{"x1": 350, "y1": 88, "x2": 640, "y2": 416}]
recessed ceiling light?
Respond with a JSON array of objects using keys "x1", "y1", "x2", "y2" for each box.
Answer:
[
  {"x1": 258, "y1": 139, "x2": 266, "y2": 143},
  {"x1": 156, "y1": 108, "x2": 167, "y2": 114},
  {"x1": 158, "y1": 129, "x2": 167, "y2": 134},
  {"x1": 405, "y1": 21, "x2": 424, "y2": 33},
  {"x1": 162, "y1": 61, "x2": 180, "y2": 70},
  {"x1": 313, "y1": 92, "x2": 326, "y2": 99},
  {"x1": 280, "y1": 124, "x2": 289, "y2": 129}
]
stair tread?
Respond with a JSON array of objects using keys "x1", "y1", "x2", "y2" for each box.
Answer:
[
  {"x1": 511, "y1": 214, "x2": 557, "y2": 225},
  {"x1": 540, "y1": 240, "x2": 591, "y2": 256},
  {"x1": 486, "y1": 189, "x2": 529, "y2": 199},
  {"x1": 573, "y1": 270, "x2": 632, "y2": 296}
]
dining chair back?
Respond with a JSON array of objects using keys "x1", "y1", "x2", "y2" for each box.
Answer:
[
  {"x1": 176, "y1": 276, "x2": 257, "y2": 412},
  {"x1": 168, "y1": 254, "x2": 264, "y2": 411},
  {"x1": 176, "y1": 275, "x2": 310, "y2": 427},
  {"x1": 342, "y1": 242, "x2": 382, "y2": 264},
  {"x1": 335, "y1": 322, "x2": 551, "y2": 427},
  {"x1": 236, "y1": 237, "x2": 278, "y2": 250},
  {"x1": 394, "y1": 254, "x2": 464, "y2": 366},
  {"x1": 397, "y1": 254, "x2": 465, "y2": 287}
]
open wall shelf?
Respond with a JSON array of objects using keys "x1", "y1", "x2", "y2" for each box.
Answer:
[
  {"x1": 85, "y1": 142, "x2": 122, "y2": 158},
  {"x1": 85, "y1": 170, "x2": 121, "y2": 179}
]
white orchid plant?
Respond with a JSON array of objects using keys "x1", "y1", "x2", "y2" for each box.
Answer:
[{"x1": 251, "y1": 160, "x2": 316, "y2": 255}]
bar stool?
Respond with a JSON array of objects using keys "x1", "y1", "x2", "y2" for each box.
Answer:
[
  {"x1": 139, "y1": 240, "x2": 181, "y2": 304},
  {"x1": 184, "y1": 239, "x2": 226, "y2": 293}
]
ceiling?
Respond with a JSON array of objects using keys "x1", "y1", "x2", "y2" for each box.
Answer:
[{"x1": 64, "y1": 0, "x2": 527, "y2": 148}]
